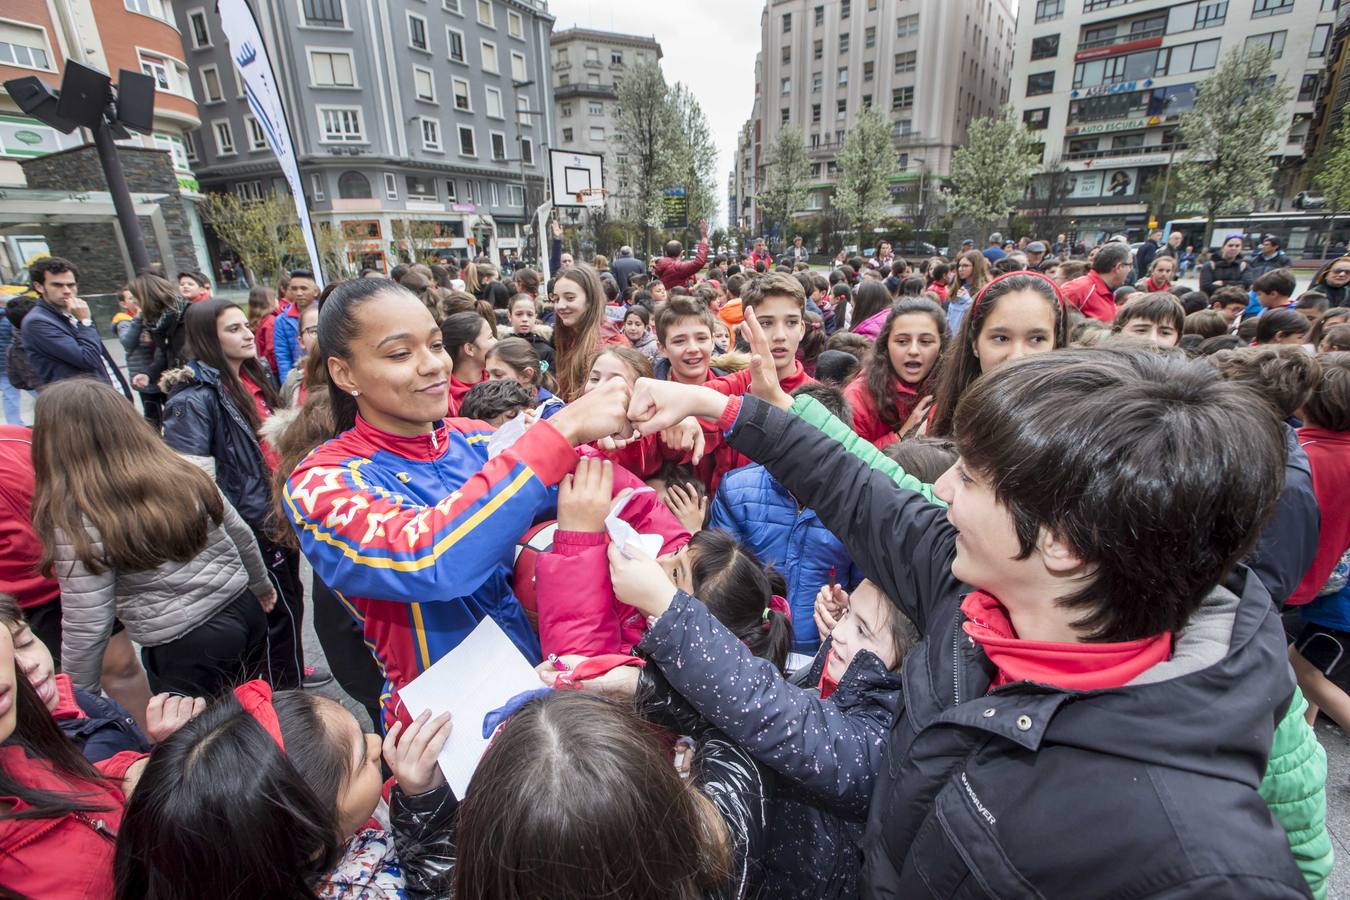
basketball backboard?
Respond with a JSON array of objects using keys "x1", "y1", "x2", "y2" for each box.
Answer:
[{"x1": 548, "y1": 148, "x2": 605, "y2": 209}]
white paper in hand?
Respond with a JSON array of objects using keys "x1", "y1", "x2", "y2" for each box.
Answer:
[
  {"x1": 485, "y1": 404, "x2": 547, "y2": 459},
  {"x1": 605, "y1": 487, "x2": 663, "y2": 560},
  {"x1": 396, "y1": 616, "x2": 542, "y2": 797}
]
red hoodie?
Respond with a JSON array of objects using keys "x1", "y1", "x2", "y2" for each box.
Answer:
[
  {"x1": 0, "y1": 426, "x2": 60, "y2": 611},
  {"x1": 843, "y1": 373, "x2": 924, "y2": 450},
  {"x1": 652, "y1": 240, "x2": 709, "y2": 290},
  {"x1": 1060, "y1": 271, "x2": 1118, "y2": 322},
  {"x1": 1288, "y1": 427, "x2": 1350, "y2": 606}
]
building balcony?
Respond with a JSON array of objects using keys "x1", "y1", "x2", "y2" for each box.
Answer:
[
  {"x1": 1064, "y1": 142, "x2": 1181, "y2": 162},
  {"x1": 554, "y1": 83, "x2": 618, "y2": 100},
  {"x1": 1077, "y1": 25, "x2": 1166, "y2": 53}
]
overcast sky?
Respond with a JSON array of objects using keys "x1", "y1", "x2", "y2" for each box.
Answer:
[{"x1": 547, "y1": 0, "x2": 764, "y2": 227}]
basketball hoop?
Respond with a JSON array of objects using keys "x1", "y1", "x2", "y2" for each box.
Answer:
[{"x1": 574, "y1": 187, "x2": 608, "y2": 208}]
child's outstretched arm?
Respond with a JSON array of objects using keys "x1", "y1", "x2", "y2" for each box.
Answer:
[{"x1": 385, "y1": 711, "x2": 459, "y2": 899}]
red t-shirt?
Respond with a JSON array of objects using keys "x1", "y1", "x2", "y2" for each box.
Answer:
[{"x1": 240, "y1": 373, "x2": 280, "y2": 471}]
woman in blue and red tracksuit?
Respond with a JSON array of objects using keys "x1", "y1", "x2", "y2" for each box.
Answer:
[{"x1": 284, "y1": 279, "x2": 635, "y2": 729}]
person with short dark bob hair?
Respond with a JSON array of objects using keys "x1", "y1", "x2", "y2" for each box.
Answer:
[{"x1": 622, "y1": 343, "x2": 1314, "y2": 897}]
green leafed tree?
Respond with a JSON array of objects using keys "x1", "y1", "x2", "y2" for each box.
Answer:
[
  {"x1": 666, "y1": 82, "x2": 719, "y2": 233},
  {"x1": 756, "y1": 125, "x2": 811, "y2": 239},
  {"x1": 1314, "y1": 116, "x2": 1350, "y2": 257},
  {"x1": 947, "y1": 108, "x2": 1041, "y2": 240},
  {"x1": 1174, "y1": 46, "x2": 1291, "y2": 239},
  {"x1": 833, "y1": 106, "x2": 900, "y2": 246},
  {"x1": 615, "y1": 61, "x2": 677, "y2": 253}
]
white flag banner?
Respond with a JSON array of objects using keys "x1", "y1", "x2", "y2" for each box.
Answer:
[{"x1": 216, "y1": 0, "x2": 324, "y2": 288}]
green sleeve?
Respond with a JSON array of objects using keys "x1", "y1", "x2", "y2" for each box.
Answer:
[
  {"x1": 1258, "y1": 688, "x2": 1332, "y2": 900},
  {"x1": 788, "y1": 394, "x2": 947, "y2": 508}
]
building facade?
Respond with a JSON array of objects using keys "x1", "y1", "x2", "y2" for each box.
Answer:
[
  {"x1": 0, "y1": 0, "x2": 207, "y2": 284},
  {"x1": 548, "y1": 27, "x2": 662, "y2": 215},
  {"x1": 1011, "y1": 0, "x2": 1341, "y2": 243},
  {"x1": 741, "y1": 0, "x2": 1014, "y2": 237},
  {"x1": 1305, "y1": 0, "x2": 1350, "y2": 176},
  {"x1": 179, "y1": 0, "x2": 555, "y2": 275}
]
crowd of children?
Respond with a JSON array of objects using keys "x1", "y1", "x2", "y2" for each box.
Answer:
[{"x1": 0, "y1": 232, "x2": 1347, "y2": 898}]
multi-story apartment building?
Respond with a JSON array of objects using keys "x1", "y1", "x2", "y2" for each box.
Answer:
[
  {"x1": 548, "y1": 27, "x2": 662, "y2": 216},
  {"x1": 742, "y1": 0, "x2": 1014, "y2": 236},
  {"x1": 0, "y1": 0, "x2": 207, "y2": 282},
  {"x1": 1306, "y1": 0, "x2": 1350, "y2": 175},
  {"x1": 1012, "y1": 0, "x2": 1340, "y2": 243},
  {"x1": 180, "y1": 0, "x2": 554, "y2": 274}
]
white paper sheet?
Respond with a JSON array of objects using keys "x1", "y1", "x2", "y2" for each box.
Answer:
[
  {"x1": 485, "y1": 403, "x2": 548, "y2": 459},
  {"x1": 396, "y1": 616, "x2": 543, "y2": 797},
  {"x1": 605, "y1": 487, "x2": 664, "y2": 559}
]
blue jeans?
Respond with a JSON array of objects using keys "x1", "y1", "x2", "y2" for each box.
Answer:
[{"x1": 0, "y1": 371, "x2": 29, "y2": 425}]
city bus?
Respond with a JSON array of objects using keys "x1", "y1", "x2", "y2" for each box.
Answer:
[{"x1": 1161, "y1": 211, "x2": 1350, "y2": 263}]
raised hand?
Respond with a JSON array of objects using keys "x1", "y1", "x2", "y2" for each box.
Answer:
[
  {"x1": 664, "y1": 483, "x2": 707, "y2": 534},
  {"x1": 741, "y1": 307, "x2": 792, "y2": 410},
  {"x1": 657, "y1": 416, "x2": 706, "y2": 464},
  {"x1": 551, "y1": 378, "x2": 635, "y2": 446},
  {"x1": 557, "y1": 458, "x2": 620, "y2": 533},
  {"x1": 814, "y1": 583, "x2": 849, "y2": 642},
  {"x1": 607, "y1": 541, "x2": 678, "y2": 618},
  {"x1": 383, "y1": 710, "x2": 453, "y2": 796},
  {"x1": 627, "y1": 377, "x2": 728, "y2": 437},
  {"x1": 146, "y1": 693, "x2": 206, "y2": 743}
]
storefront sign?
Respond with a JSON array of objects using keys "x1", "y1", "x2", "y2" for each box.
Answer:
[
  {"x1": 1065, "y1": 116, "x2": 1164, "y2": 136},
  {"x1": 451, "y1": 203, "x2": 477, "y2": 213},
  {"x1": 1074, "y1": 36, "x2": 1163, "y2": 62},
  {"x1": 1077, "y1": 79, "x2": 1153, "y2": 98}
]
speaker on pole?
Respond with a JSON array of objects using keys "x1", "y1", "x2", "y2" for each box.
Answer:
[
  {"x1": 55, "y1": 61, "x2": 112, "y2": 130},
  {"x1": 116, "y1": 69, "x2": 156, "y2": 134},
  {"x1": 2, "y1": 76, "x2": 77, "y2": 133}
]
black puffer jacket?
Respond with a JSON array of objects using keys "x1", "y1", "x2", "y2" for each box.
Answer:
[
  {"x1": 1200, "y1": 256, "x2": 1253, "y2": 295},
  {"x1": 725, "y1": 394, "x2": 1310, "y2": 899},
  {"x1": 637, "y1": 591, "x2": 901, "y2": 899},
  {"x1": 386, "y1": 783, "x2": 458, "y2": 898},
  {"x1": 160, "y1": 360, "x2": 274, "y2": 531}
]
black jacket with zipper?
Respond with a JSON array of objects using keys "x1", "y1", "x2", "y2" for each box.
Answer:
[{"x1": 724, "y1": 394, "x2": 1309, "y2": 899}]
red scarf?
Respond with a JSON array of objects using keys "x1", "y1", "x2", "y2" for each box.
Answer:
[
  {"x1": 1145, "y1": 277, "x2": 1169, "y2": 293},
  {"x1": 819, "y1": 667, "x2": 839, "y2": 700},
  {"x1": 960, "y1": 592, "x2": 1171, "y2": 691}
]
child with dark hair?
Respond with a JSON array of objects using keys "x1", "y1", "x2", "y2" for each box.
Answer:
[
  {"x1": 1307, "y1": 308, "x2": 1350, "y2": 351},
  {"x1": 1322, "y1": 324, "x2": 1350, "y2": 352},
  {"x1": 115, "y1": 681, "x2": 458, "y2": 898},
  {"x1": 442, "y1": 310, "x2": 496, "y2": 414},
  {"x1": 880, "y1": 436, "x2": 958, "y2": 484},
  {"x1": 710, "y1": 383, "x2": 863, "y2": 654},
  {"x1": 1211, "y1": 285, "x2": 1252, "y2": 323},
  {"x1": 813, "y1": 348, "x2": 862, "y2": 386},
  {"x1": 458, "y1": 379, "x2": 534, "y2": 427},
  {"x1": 1254, "y1": 269, "x2": 1297, "y2": 312},
  {"x1": 825, "y1": 330, "x2": 871, "y2": 360},
  {"x1": 844, "y1": 298, "x2": 949, "y2": 447},
  {"x1": 1201, "y1": 333, "x2": 1245, "y2": 354},
  {"x1": 1296, "y1": 292, "x2": 1331, "y2": 322},
  {"x1": 1238, "y1": 315, "x2": 1262, "y2": 344},
  {"x1": 1185, "y1": 309, "x2": 1230, "y2": 339},
  {"x1": 1255, "y1": 308, "x2": 1311, "y2": 346},
  {"x1": 1111, "y1": 293, "x2": 1185, "y2": 347},
  {"x1": 621, "y1": 346, "x2": 1326, "y2": 897},
  {"x1": 1179, "y1": 289, "x2": 1210, "y2": 315},
  {"x1": 484, "y1": 335, "x2": 563, "y2": 418}
]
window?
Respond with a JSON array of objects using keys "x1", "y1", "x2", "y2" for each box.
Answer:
[
  {"x1": 445, "y1": 180, "x2": 458, "y2": 202},
  {"x1": 452, "y1": 78, "x2": 472, "y2": 111},
  {"x1": 301, "y1": 0, "x2": 344, "y2": 27},
  {"x1": 188, "y1": 10, "x2": 211, "y2": 48},
  {"x1": 781, "y1": 77, "x2": 791, "y2": 95},
  {"x1": 891, "y1": 86, "x2": 913, "y2": 110},
  {"x1": 413, "y1": 66, "x2": 435, "y2": 102},
  {"x1": 318, "y1": 106, "x2": 364, "y2": 142},
  {"x1": 781, "y1": 107, "x2": 791, "y2": 124},
  {"x1": 1299, "y1": 73, "x2": 1319, "y2": 101},
  {"x1": 245, "y1": 115, "x2": 267, "y2": 149},
  {"x1": 1022, "y1": 107, "x2": 1049, "y2": 129},
  {"x1": 517, "y1": 93, "x2": 531, "y2": 125},
  {"x1": 0, "y1": 22, "x2": 53, "y2": 70},
  {"x1": 490, "y1": 131, "x2": 507, "y2": 160},
  {"x1": 124, "y1": 0, "x2": 168, "y2": 18},
  {"x1": 1311, "y1": 24, "x2": 1331, "y2": 58},
  {"x1": 407, "y1": 175, "x2": 436, "y2": 200},
  {"x1": 586, "y1": 46, "x2": 600, "y2": 64},
  {"x1": 813, "y1": 39, "x2": 823, "y2": 60},
  {"x1": 481, "y1": 40, "x2": 498, "y2": 72},
  {"x1": 562, "y1": 127, "x2": 573, "y2": 141},
  {"x1": 446, "y1": 28, "x2": 466, "y2": 63},
  {"x1": 444, "y1": 0, "x2": 460, "y2": 12},
  {"x1": 783, "y1": 13, "x2": 792, "y2": 32},
  {"x1": 408, "y1": 13, "x2": 428, "y2": 51},
  {"x1": 139, "y1": 53, "x2": 173, "y2": 91},
  {"x1": 559, "y1": 73, "x2": 569, "y2": 85},
  {"x1": 814, "y1": 5, "x2": 824, "y2": 25},
  {"x1": 896, "y1": 14, "x2": 919, "y2": 37},
  {"x1": 811, "y1": 102, "x2": 822, "y2": 123},
  {"x1": 589, "y1": 126, "x2": 605, "y2": 140},
  {"x1": 508, "y1": 185, "x2": 524, "y2": 206},
  {"x1": 782, "y1": 45, "x2": 791, "y2": 64},
  {"x1": 837, "y1": 66, "x2": 848, "y2": 85},
  {"x1": 1026, "y1": 71, "x2": 1054, "y2": 95},
  {"x1": 865, "y1": 25, "x2": 876, "y2": 48},
  {"x1": 863, "y1": 60, "x2": 874, "y2": 81},
  {"x1": 1031, "y1": 35, "x2": 1058, "y2": 60},
  {"x1": 458, "y1": 125, "x2": 476, "y2": 156},
  {"x1": 561, "y1": 102, "x2": 572, "y2": 118},
  {"x1": 338, "y1": 171, "x2": 371, "y2": 198},
  {"x1": 893, "y1": 118, "x2": 912, "y2": 136},
  {"x1": 486, "y1": 86, "x2": 504, "y2": 117},
  {"x1": 310, "y1": 50, "x2": 355, "y2": 86},
  {"x1": 1245, "y1": 30, "x2": 1286, "y2": 58},
  {"x1": 836, "y1": 98, "x2": 847, "y2": 119},
  {"x1": 1034, "y1": 0, "x2": 1063, "y2": 22},
  {"x1": 185, "y1": 133, "x2": 199, "y2": 162},
  {"x1": 1251, "y1": 0, "x2": 1293, "y2": 16},
  {"x1": 894, "y1": 50, "x2": 916, "y2": 73},
  {"x1": 587, "y1": 72, "x2": 600, "y2": 84},
  {"x1": 420, "y1": 118, "x2": 442, "y2": 151},
  {"x1": 384, "y1": 172, "x2": 398, "y2": 200},
  {"x1": 511, "y1": 51, "x2": 527, "y2": 81},
  {"x1": 235, "y1": 181, "x2": 264, "y2": 202},
  {"x1": 199, "y1": 65, "x2": 223, "y2": 103},
  {"x1": 508, "y1": 10, "x2": 523, "y2": 38},
  {"x1": 311, "y1": 173, "x2": 325, "y2": 201},
  {"x1": 812, "y1": 72, "x2": 823, "y2": 91},
  {"x1": 477, "y1": 0, "x2": 494, "y2": 27},
  {"x1": 1196, "y1": 1, "x2": 1228, "y2": 27},
  {"x1": 588, "y1": 100, "x2": 604, "y2": 115},
  {"x1": 841, "y1": 0, "x2": 851, "y2": 18},
  {"x1": 491, "y1": 183, "x2": 500, "y2": 206},
  {"x1": 212, "y1": 120, "x2": 236, "y2": 155},
  {"x1": 520, "y1": 138, "x2": 533, "y2": 165},
  {"x1": 840, "y1": 33, "x2": 850, "y2": 53}
]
